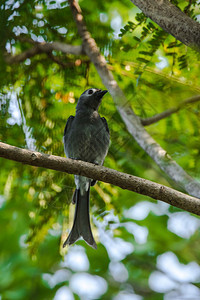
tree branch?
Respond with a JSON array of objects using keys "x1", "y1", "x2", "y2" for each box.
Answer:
[
  {"x1": 5, "y1": 40, "x2": 83, "y2": 64},
  {"x1": 68, "y1": 0, "x2": 200, "y2": 198},
  {"x1": 141, "y1": 95, "x2": 200, "y2": 126},
  {"x1": 130, "y1": 0, "x2": 200, "y2": 50},
  {"x1": 0, "y1": 142, "x2": 200, "y2": 215}
]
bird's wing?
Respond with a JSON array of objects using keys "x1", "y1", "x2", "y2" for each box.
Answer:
[
  {"x1": 64, "y1": 115, "x2": 74, "y2": 137},
  {"x1": 101, "y1": 117, "x2": 109, "y2": 135}
]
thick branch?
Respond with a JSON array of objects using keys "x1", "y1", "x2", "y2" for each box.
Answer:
[
  {"x1": 5, "y1": 41, "x2": 83, "y2": 64},
  {"x1": 69, "y1": 0, "x2": 200, "y2": 198},
  {"x1": 130, "y1": 0, "x2": 200, "y2": 49},
  {"x1": 141, "y1": 95, "x2": 200, "y2": 126},
  {"x1": 0, "y1": 142, "x2": 200, "y2": 215}
]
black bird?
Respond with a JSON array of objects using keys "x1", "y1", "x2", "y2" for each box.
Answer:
[{"x1": 63, "y1": 88, "x2": 110, "y2": 249}]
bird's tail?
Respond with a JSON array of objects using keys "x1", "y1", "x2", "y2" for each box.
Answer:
[{"x1": 63, "y1": 186, "x2": 97, "y2": 249}]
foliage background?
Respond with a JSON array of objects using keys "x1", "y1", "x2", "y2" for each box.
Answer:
[{"x1": 0, "y1": 0, "x2": 200, "y2": 299}]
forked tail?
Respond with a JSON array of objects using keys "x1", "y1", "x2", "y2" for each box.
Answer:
[{"x1": 63, "y1": 187, "x2": 97, "y2": 249}]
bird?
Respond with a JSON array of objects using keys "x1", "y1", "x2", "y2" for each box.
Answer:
[{"x1": 63, "y1": 88, "x2": 110, "y2": 249}]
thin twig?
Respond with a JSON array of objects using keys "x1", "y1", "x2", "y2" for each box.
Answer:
[
  {"x1": 141, "y1": 95, "x2": 200, "y2": 125},
  {"x1": 5, "y1": 40, "x2": 83, "y2": 64},
  {"x1": 108, "y1": 61, "x2": 200, "y2": 93}
]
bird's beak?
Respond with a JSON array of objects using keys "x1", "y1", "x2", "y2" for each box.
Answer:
[{"x1": 96, "y1": 89, "x2": 108, "y2": 99}]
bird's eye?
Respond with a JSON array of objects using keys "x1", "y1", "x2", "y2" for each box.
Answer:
[{"x1": 88, "y1": 89, "x2": 93, "y2": 95}]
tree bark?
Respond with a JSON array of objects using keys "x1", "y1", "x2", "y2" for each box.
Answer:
[
  {"x1": 0, "y1": 142, "x2": 200, "y2": 216},
  {"x1": 130, "y1": 0, "x2": 200, "y2": 50}
]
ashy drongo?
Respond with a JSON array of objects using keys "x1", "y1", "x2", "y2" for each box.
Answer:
[{"x1": 63, "y1": 88, "x2": 110, "y2": 249}]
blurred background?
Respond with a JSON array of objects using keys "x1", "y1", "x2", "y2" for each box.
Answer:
[{"x1": 1, "y1": 0, "x2": 200, "y2": 299}]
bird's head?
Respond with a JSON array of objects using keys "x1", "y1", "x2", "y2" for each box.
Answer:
[{"x1": 76, "y1": 88, "x2": 108, "y2": 111}]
